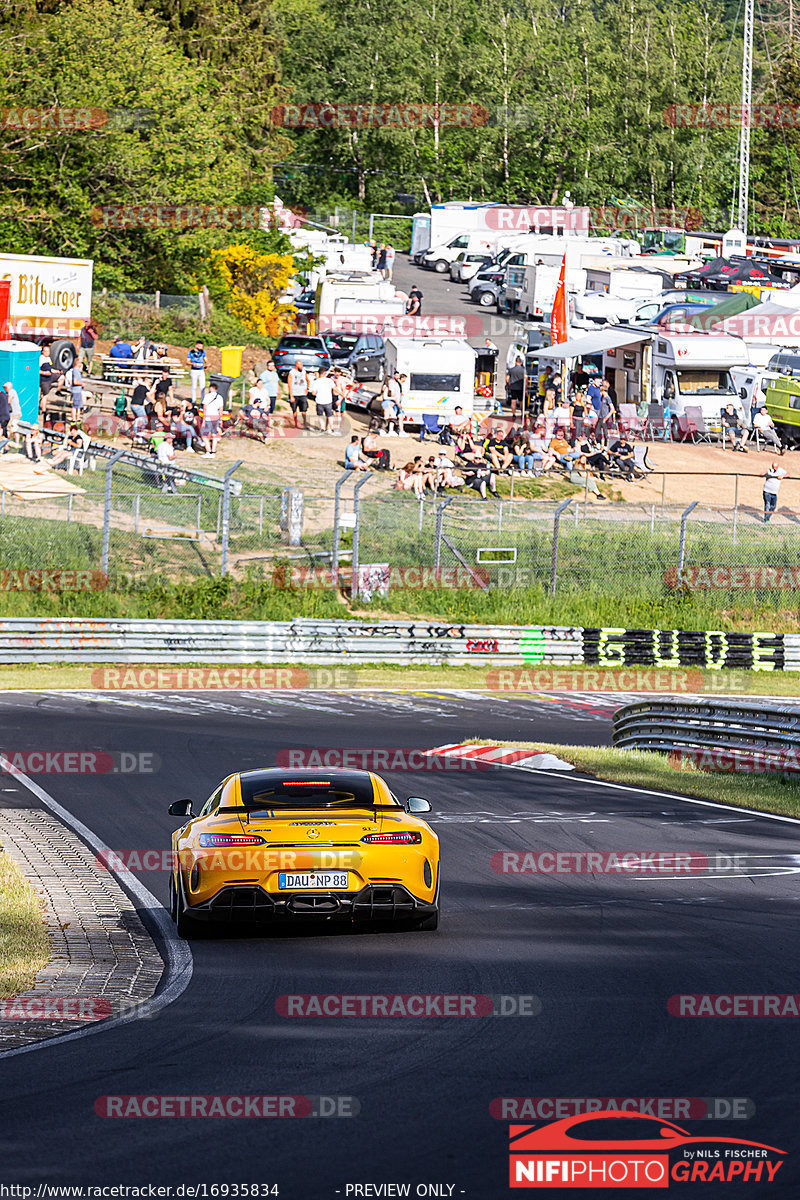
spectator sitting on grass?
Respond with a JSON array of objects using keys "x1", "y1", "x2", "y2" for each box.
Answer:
[
  {"x1": 569, "y1": 454, "x2": 605, "y2": 500},
  {"x1": 361, "y1": 425, "x2": 390, "y2": 470},
  {"x1": 462, "y1": 454, "x2": 499, "y2": 501},
  {"x1": 395, "y1": 457, "x2": 430, "y2": 497},
  {"x1": 433, "y1": 450, "x2": 464, "y2": 488},
  {"x1": 528, "y1": 427, "x2": 558, "y2": 473},
  {"x1": 344, "y1": 434, "x2": 370, "y2": 470},
  {"x1": 484, "y1": 425, "x2": 513, "y2": 474},
  {"x1": 511, "y1": 433, "x2": 538, "y2": 476}
]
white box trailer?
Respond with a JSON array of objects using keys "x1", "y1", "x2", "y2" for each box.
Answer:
[
  {"x1": 383, "y1": 337, "x2": 476, "y2": 424},
  {"x1": 573, "y1": 267, "x2": 669, "y2": 328},
  {"x1": 0, "y1": 251, "x2": 93, "y2": 369},
  {"x1": 506, "y1": 241, "x2": 638, "y2": 318}
]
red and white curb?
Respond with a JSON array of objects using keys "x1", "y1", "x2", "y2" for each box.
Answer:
[{"x1": 426, "y1": 743, "x2": 574, "y2": 772}]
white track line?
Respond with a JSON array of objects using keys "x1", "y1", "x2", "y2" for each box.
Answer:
[{"x1": 0, "y1": 755, "x2": 193, "y2": 1059}]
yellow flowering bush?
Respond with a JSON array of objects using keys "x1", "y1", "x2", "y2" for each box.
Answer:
[{"x1": 209, "y1": 243, "x2": 297, "y2": 338}]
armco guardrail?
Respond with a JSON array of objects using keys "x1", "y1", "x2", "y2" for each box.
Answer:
[
  {"x1": 0, "y1": 619, "x2": 800, "y2": 667},
  {"x1": 613, "y1": 698, "x2": 800, "y2": 753}
]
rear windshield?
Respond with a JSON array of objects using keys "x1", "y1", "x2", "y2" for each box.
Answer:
[
  {"x1": 324, "y1": 334, "x2": 358, "y2": 350},
  {"x1": 235, "y1": 776, "x2": 386, "y2": 811},
  {"x1": 278, "y1": 336, "x2": 324, "y2": 350}
]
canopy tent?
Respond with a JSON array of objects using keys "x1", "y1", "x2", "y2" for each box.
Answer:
[
  {"x1": 686, "y1": 291, "x2": 762, "y2": 330},
  {"x1": 717, "y1": 300, "x2": 800, "y2": 342},
  {"x1": 529, "y1": 328, "x2": 651, "y2": 360}
]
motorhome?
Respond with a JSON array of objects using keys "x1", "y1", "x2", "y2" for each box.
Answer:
[
  {"x1": 315, "y1": 272, "x2": 398, "y2": 320},
  {"x1": 382, "y1": 337, "x2": 476, "y2": 424},
  {"x1": 603, "y1": 329, "x2": 750, "y2": 435}
]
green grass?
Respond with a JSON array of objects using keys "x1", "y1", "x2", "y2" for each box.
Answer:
[
  {"x1": 483, "y1": 741, "x2": 800, "y2": 819},
  {"x1": 0, "y1": 851, "x2": 51, "y2": 998}
]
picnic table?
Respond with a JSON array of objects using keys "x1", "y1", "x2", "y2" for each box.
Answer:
[{"x1": 97, "y1": 354, "x2": 187, "y2": 383}]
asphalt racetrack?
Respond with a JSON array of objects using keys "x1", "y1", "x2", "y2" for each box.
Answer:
[{"x1": 0, "y1": 688, "x2": 798, "y2": 1197}]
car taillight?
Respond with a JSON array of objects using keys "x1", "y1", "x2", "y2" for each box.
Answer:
[
  {"x1": 315, "y1": 351, "x2": 327, "y2": 357},
  {"x1": 198, "y1": 834, "x2": 266, "y2": 846},
  {"x1": 361, "y1": 831, "x2": 422, "y2": 844}
]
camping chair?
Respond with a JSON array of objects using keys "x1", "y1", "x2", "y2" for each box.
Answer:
[
  {"x1": 673, "y1": 413, "x2": 697, "y2": 443},
  {"x1": 632, "y1": 444, "x2": 654, "y2": 475},
  {"x1": 618, "y1": 403, "x2": 645, "y2": 441},
  {"x1": 419, "y1": 414, "x2": 452, "y2": 445},
  {"x1": 66, "y1": 430, "x2": 93, "y2": 475},
  {"x1": 684, "y1": 406, "x2": 714, "y2": 444},
  {"x1": 646, "y1": 404, "x2": 671, "y2": 441}
]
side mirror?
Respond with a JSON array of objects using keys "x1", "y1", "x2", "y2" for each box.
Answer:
[
  {"x1": 168, "y1": 799, "x2": 193, "y2": 818},
  {"x1": 739, "y1": 387, "x2": 747, "y2": 400},
  {"x1": 406, "y1": 796, "x2": 432, "y2": 814}
]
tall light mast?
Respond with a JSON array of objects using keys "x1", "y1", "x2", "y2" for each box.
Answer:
[{"x1": 737, "y1": 0, "x2": 754, "y2": 235}]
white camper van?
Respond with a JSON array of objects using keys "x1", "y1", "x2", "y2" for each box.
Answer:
[
  {"x1": 315, "y1": 272, "x2": 397, "y2": 320},
  {"x1": 383, "y1": 337, "x2": 476, "y2": 424},
  {"x1": 602, "y1": 330, "x2": 750, "y2": 435}
]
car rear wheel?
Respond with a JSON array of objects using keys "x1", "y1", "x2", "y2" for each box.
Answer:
[{"x1": 175, "y1": 876, "x2": 205, "y2": 939}]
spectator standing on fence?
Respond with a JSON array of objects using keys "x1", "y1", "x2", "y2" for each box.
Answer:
[
  {"x1": 187, "y1": 341, "x2": 208, "y2": 403},
  {"x1": 79, "y1": 318, "x2": 99, "y2": 375},
  {"x1": 259, "y1": 359, "x2": 280, "y2": 414},
  {"x1": 201, "y1": 383, "x2": 223, "y2": 456},
  {"x1": 763, "y1": 462, "x2": 786, "y2": 522}
]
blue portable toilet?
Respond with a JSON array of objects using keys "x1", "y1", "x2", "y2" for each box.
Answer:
[{"x1": 0, "y1": 340, "x2": 41, "y2": 424}]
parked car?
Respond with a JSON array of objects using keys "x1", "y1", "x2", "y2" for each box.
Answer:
[
  {"x1": 469, "y1": 266, "x2": 507, "y2": 308},
  {"x1": 322, "y1": 332, "x2": 386, "y2": 381},
  {"x1": 449, "y1": 252, "x2": 492, "y2": 283},
  {"x1": 272, "y1": 334, "x2": 332, "y2": 380}
]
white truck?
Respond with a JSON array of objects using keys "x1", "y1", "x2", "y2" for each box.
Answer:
[
  {"x1": 572, "y1": 265, "x2": 674, "y2": 328},
  {"x1": 421, "y1": 231, "x2": 501, "y2": 274},
  {"x1": 383, "y1": 337, "x2": 476, "y2": 425},
  {"x1": 0, "y1": 251, "x2": 93, "y2": 369}
]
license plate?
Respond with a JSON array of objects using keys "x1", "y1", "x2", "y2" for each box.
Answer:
[{"x1": 278, "y1": 872, "x2": 351, "y2": 890}]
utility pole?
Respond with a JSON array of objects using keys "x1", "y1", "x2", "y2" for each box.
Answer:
[{"x1": 738, "y1": 0, "x2": 754, "y2": 235}]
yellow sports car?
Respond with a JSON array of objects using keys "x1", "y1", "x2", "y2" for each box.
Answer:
[{"x1": 167, "y1": 768, "x2": 439, "y2": 938}]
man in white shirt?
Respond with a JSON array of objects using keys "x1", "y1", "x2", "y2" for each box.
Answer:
[
  {"x1": 155, "y1": 433, "x2": 178, "y2": 492},
  {"x1": 433, "y1": 450, "x2": 463, "y2": 487},
  {"x1": 287, "y1": 359, "x2": 310, "y2": 429},
  {"x1": 313, "y1": 368, "x2": 336, "y2": 433},
  {"x1": 753, "y1": 406, "x2": 783, "y2": 453},
  {"x1": 201, "y1": 384, "x2": 224, "y2": 456}
]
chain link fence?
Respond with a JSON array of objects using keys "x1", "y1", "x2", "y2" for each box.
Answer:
[{"x1": 3, "y1": 468, "x2": 800, "y2": 606}]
